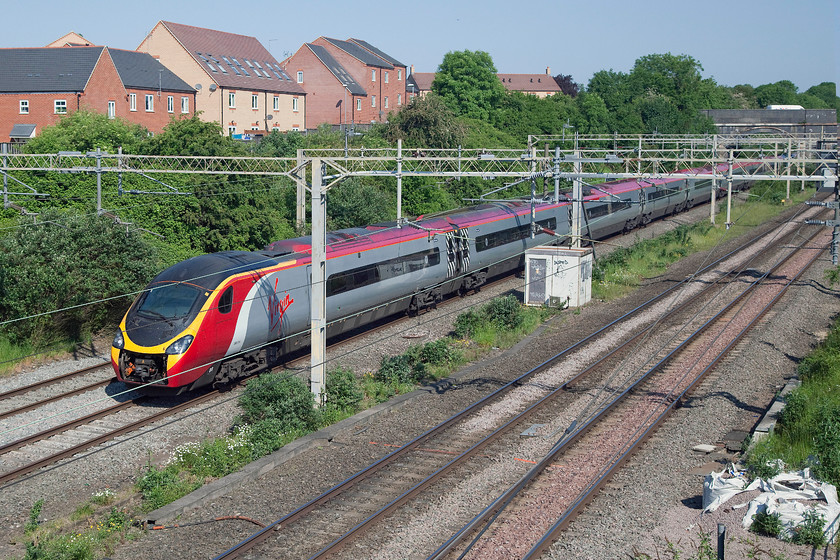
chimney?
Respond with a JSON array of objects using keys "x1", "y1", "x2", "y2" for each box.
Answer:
[
  {"x1": 410, "y1": 64, "x2": 414, "y2": 76},
  {"x1": 546, "y1": 66, "x2": 550, "y2": 75}
]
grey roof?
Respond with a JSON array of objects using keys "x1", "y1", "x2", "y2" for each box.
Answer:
[
  {"x1": 323, "y1": 38, "x2": 393, "y2": 69},
  {"x1": 109, "y1": 49, "x2": 194, "y2": 93},
  {"x1": 306, "y1": 44, "x2": 367, "y2": 96},
  {"x1": 10, "y1": 124, "x2": 37, "y2": 138},
  {"x1": 0, "y1": 47, "x2": 102, "y2": 92},
  {"x1": 349, "y1": 39, "x2": 405, "y2": 68}
]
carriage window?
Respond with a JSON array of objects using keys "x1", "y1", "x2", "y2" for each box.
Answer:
[
  {"x1": 218, "y1": 286, "x2": 234, "y2": 314},
  {"x1": 475, "y1": 218, "x2": 556, "y2": 252},
  {"x1": 327, "y1": 248, "x2": 440, "y2": 296},
  {"x1": 585, "y1": 202, "x2": 610, "y2": 219}
]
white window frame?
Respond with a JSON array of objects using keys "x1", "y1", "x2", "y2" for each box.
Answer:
[
  {"x1": 356, "y1": 98, "x2": 362, "y2": 111},
  {"x1": 384, "y1": 96, "x2": 388, "y2": 108},
  {"x1": 19, "y1": 100, "x2": 29, "y2": 114},
  {"x1": 371, "y1": 95, "x2": 376, "y2": 108},
  {"x1": 54, "y1": 99, "x2": 67, "y2": 114},
  {"x1": 273, "y1": 96, "x2": 279, "y2": 111},
  {"x1": 398, "y1": 69, "x2": 402, "y2": 81},
  {"x1": 384, "y1": 71, "x2": 389, "y2": 84},
  {"x1": 228, "y1": 125, "x2": 236, "y2": 136},
  {"x1": 251, "y1": 125, "x2": 260, "y2": 131},
  {"x1": 107, "y1": 100, "x2": 116, "y2": 119},
  {"x1": 296, "y1": 71, "x2": 303, "y2": 83},
  {"x1": 251, "y1": 94, "x2": 259, "y2": 110},
  {"x1": 371, "y1": 69, "x2": 376, "y2": 82},
  {"x1": 292, "y1": 97, "x2": 299, "y2": 112},
  {"x1": 167, "y1": 96, "x2": 174, "y2": 113},
  {"x1": 398, "y1": 93, "x2": 402, "y2": 106},
  {"x1": 228, "y1": 92, "x2": 236, "y2": 108},
  {"x1": 129, "y1": 93, "x2": 137, "y2": 112},
  {"x1": 145, "y1": 94, "x2": 154, "y2": 112},
  {"x1": 181, "y1": 96, "x2": 189, "y2": 114}
]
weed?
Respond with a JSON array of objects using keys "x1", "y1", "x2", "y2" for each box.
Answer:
[
  {"x1": 790, "y1": 508, "x2": 827, "y2": 547},
  {"x1": 25, "y1": 499, "x2": 44, "y2": 534},
  {"x1": 751, "y1": 510, "x2": 783, "y2": 538}
]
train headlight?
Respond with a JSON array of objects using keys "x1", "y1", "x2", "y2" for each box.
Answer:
[
  {"x1": 112, "y1": 330, "x2": 125, "y2": 350},
  {"x1": 165, "y1": 334, "x2": 194, "y2": 355}
]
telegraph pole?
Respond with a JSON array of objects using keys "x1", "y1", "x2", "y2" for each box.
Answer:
[{"x1": 310, "y1": 159, "x2": 326, "y2": 405}]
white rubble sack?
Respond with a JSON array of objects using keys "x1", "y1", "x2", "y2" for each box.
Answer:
[{"x1": 703, "y1": 466, "x2": 840, "y2": 543}]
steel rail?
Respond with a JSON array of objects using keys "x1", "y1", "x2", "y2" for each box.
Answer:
[
  {"x1": 431, "y1": 226, "x2": 826, "y2": 560},
  {"x1": 0, "y1": 361, "x2": 110, "y2": 401},
  {"x1": 0, "y1": 378, "x2": 115, "y2": 421}
]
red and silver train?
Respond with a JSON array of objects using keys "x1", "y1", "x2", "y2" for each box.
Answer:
[{"x1": 111, "y1": 162, "x2": 760, "y2": 393}]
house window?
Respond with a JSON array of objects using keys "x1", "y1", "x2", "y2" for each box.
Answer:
[
  {"x1": 292, "y1": 97, "x2": 299, "y2": 112},
  {"x1": 19, "y1": 100, "x2": 29, "y2": 114},
  {"x1": 273, "y1": 96, "x2": 279, "y2": 110},
  {"x1": 356, "y1": 98, "x2": 361, "y2": 111},
  {"x1": 251, "y1": 94, "x2": 258, "y2": 110},
  {"x1": 398, "y1": 93, "x2": 402, "y2": 106},
  {"x1": 228, "y1": 125, "x2": 236, "y2": 136},
  {"x1": 371, "y1": 69, "x2": 376, "y2": 82},
  {"x1": 384, "y1": 71, "x2": 389, "y2": 84},
  {"x1": 371, "y1": 95, "x2": 376, "y2": 108},
  {"x1": 384, "y1": 96, "x2": 389, "y2": 108},
  {"x1": 296, "y1": 71, "x2": 303, "y2": 83},
  {"x1": 54, "y1": 100, "x2": 67, "y2": 114},
  {"x1": 292, "y1": 126, "x2": 300, "y2": 131},
  {"x1": 181, "y1": 97, "x2": 189, "y2": 113},
  {"x1": 166, "y1": 96, "x2": 173, "y2": 113},
  {"x1": 228, "y1": 92, "x2": 236, "y2": 108},
  {"x1": 129, "y1": 93, "x2": 137, "y2": 111},
  {"x1": 108, "y1": 101, "x2": 115, "y2": 119},
  {"x1": 251, "y1": 125, "x2": 260, "y2": 130},
  {"x1": 145, "y1": 94, "x2": 154, "y2": 112},
  {"x1": 398, "y1": 69, "x2": 402, "y2": 81}
]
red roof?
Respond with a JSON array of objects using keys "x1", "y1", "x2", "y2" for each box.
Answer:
[
  {"x1": 497, "y1": 74, "x2": 561, "y2": 93},
  {"x1": 158, "y1": 21, "x2": 305, "y2": 95}
]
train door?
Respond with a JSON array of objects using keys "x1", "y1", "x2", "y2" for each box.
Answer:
[{"x1": 445, "y1": 226, "x2": 471, "y2": 279}]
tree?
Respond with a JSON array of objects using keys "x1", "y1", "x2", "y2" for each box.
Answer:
[
  {"x1": 433, "y1": 50, "x2": 507, "y2": 121},
  {"x1": 326, "y1": 178, "x2": 394, "y2": 229},
  {"x1": 0, "y1": 210, "x2": 159, "y2": 344},
  {"x1": 553, "y1": 74, "x2": 579, "y2": 97},
  {"x1": 143, "y1": 114, "x2": 240, "y2": 156},
  {"x1": 24, "y1": 109, "x2": 148, "y2": 154},
  {"x1": 381, "y1": 94, "x2": 467, "y2": 148},
  {"x1": 754, "y1": 80, "x2": 799, "y2": 107},
  {"x1": 574, "y1": 91, "x2": 611, "y2": 134}
]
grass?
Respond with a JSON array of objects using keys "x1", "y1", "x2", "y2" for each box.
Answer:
[
  {"x1": 592, "y1": 182, "x2": 813, "y2": 302},
  {"x1": 745, "y1": 315, "x2": 840, "y2": 487}
]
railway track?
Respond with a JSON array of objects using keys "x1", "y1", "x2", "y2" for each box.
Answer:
[{"x1": 212, "y1": 207, "x2": 828, "y2": 559}]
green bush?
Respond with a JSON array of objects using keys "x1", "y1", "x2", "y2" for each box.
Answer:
[
  {"x1": 0, "y1": 210, "x2": 158, "y2": 344},
  {"x1": 812, "y1": 402, "x2": 840, "y2": 484},
  {"x1": 376, "y1": 354, "x2": 425, "y2": 385},
  {"x1": 484, "y1": 294, "x2": 524, "y2": 330},
  {"x1": 790, "y1": 509, "x2": 827, "y2": 547},
  {"x1": 245, "y1": 419, "x2": 303, "y2": 458},
  {"x1": 750, "y1": 510, "x2": 783, "y2": 537},
  {"x1": 238, "y1": 373, "x2": 321, "y2": 433},
  {"x1": 419, "y1": 338, "x2": 461, "y2": 366},
  {"x1": 325, "y1": 367, "x2": 364, "y2": 412},
  {"x1": 454, "y1": 309, "x2": 483, "y2": 338},
  {"x1": 777, "y1": 389, "x2": 807, "y2": 429}
]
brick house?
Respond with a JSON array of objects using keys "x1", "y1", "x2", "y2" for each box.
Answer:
[
  {"x1": 138, "y1": 21, "x2": 306, "y2": 136},
  {"x1": 0, "y1": 47, "x2": 196, "y2": 143},
  {"x1": 407, "y1": 67, "x2": 562, "y2": 99},
  {"x1": 282, "y1": 38, "x2": 407, "y2": 128}
]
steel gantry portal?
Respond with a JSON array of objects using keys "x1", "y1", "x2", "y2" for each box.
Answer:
[{"x1": 2, "y1": 134, "x2": 837, "y2": 403}]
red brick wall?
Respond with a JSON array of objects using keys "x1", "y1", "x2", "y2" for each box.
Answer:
[
  {"x1": 0, "y1": 49, "x2": 196, "y2": 142},
  {"x1": 0, "y1": 92, "x2": 82, "y2": 141},
  {"x1": 285, "y1": 40, "x2": 407, "y2": 129}
]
